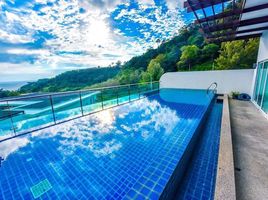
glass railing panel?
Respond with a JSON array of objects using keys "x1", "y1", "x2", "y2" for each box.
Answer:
[
  {"x1": 129, "y1": 85, "x2": 140, "y2": 101},
  {"x1": 0, "y1": 82, "x2": 160, "y2": 141},
  {"x1": 257, "y1": 66, "x2": 267, "y2": 106},
  {"x1": 139, "y1": 82, "x2": 152, "y2": 97},
  {"x1": 81, "y1": 90, "x2": 103, "y2": 114},
  {"x1": 8, "y1": 96, "x2": 55, "y2": 134},
  {"x1": 261, "y1": 78, "x2": 268, "y2": 113},
  {"x1": 152, "y1": 82, "x2": 160, "y2": 91},
  {"x1": 0, "y1": 101, "x2": 15, "y2": 140},
  {"x1": 102, "y1": 88, "x2": 118, "y2": 109},
  {"x1": 52, "y1": 93, "x2": 82, "y2": 123},
  {"x1": 261, "y1": 62, "x2": 268, "y2": 113},
  {"x1": 254, "y1": 63, "x2": 264, "y2": 101},
  {"x1": 117, "y1": 85, "x2": 130, "y2": 104}
]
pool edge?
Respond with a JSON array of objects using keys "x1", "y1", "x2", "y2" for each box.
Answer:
[
  {"x1": 159, "y1": 94, "x2": 215, "y2": 200},
  {"x1": 214, "y1": 95, "x2": 236, "y2": 200}
]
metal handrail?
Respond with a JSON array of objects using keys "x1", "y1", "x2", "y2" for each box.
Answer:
[
  {"x1": 0, "y1": 81, "x2": 160, "y2": 142},
  {"x1": 206, "y1": 82, "x2": 217, "y2": 94},
  {"x1": 0, "y1": 81, "x2": 160, "y2": 102}
]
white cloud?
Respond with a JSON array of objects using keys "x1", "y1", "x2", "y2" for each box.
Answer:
[
  {"x1": 6, "y1": 48, "x2": 50, "y2": 55},
  {"x1": 0, "y1": 63, "x2": 57, "y2": 82},
  {"x1": 0, "y1": 29, "x2": 33, "y2": 43},
  {"x1": 0, "y1": 0, "x2": 185, "y2": 79},
  {"x1": 137, "y1": 0, "x2": 155, "y2": 5},
  {"x1": 166, "y1": 0, "x2": 185, "y2": 10},
  {"x1": 113, "y1": 3, "x2": 185, "y2": 51}
]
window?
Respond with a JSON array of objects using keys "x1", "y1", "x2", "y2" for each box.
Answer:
[{"x1": 254, "y1": 61, "x2": 268, "y2": 114}]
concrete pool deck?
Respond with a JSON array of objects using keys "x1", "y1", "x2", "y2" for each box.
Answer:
[{"x1": 230, "y1": 99, "x2": 268, "y2": 200}]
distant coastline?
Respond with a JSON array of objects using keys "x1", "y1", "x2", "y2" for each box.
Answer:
[{"x1": 0, "y1": 81, "x2": 29, "y2": 90}]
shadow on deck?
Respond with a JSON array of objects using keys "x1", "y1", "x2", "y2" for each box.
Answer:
[{"x1": 230, "y1": 99, "x2": 268, "y2": 200}]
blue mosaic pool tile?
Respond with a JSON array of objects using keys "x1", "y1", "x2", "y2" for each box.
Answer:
[
  {"x1": 0, "y1": 89, "x2": 213, "y2": 200},
  {"x1": 175, "y1": 103, "x2": 222, "y2": 200}
]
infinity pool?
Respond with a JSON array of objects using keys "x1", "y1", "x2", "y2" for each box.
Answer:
[{"x1": 0, "y1": 89, "x2": 214, "y2": 199}]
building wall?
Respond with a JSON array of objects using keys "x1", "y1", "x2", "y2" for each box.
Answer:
[
  {"x1": 258, "y1": 30, "x2": 268, "y2": 62},
  {"x1": 160, "y1": 69, "x2": 255, "y2": 95},
  {"x1": 253, "y1": 31, "x2": 268, "y2": 116}
]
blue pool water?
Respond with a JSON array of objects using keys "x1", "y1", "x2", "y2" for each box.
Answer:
[{"x1": 0, "y1": 89, "x2": 214, "y2": 200}]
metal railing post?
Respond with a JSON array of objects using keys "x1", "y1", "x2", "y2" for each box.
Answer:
[
  {"x1": 138, "y1": 85, "x2": 141, "y2": 99},
  {"x1": 116, "y1": 88, "x2": 119, "y2": 105},
  {"x1": 101, "y1": 89, "x2": 104, "y2": 109},
  {"x1": 79, "y1": 91, "x2": 84, "y2": 116},
  {"x1": 7, "y1": 101, "x2": 16, "y2": 135},
  {"x1": 128, "y1": 85, "x2": 131, "y2": 102},
  {"x1": 49, "y1": 95, "x2": 56, "y2": 124}
]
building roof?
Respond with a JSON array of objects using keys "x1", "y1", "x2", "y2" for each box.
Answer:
[{"x1": 184, "y1": 0, "x2": 268, "y2": 42}]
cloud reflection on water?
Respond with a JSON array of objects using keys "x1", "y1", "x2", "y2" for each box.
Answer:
[{"x1": 0, "y1": 97, "x2": 181, "y2": 160}]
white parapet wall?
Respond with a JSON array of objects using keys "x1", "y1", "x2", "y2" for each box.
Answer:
[
  {"x1": 160, "y1": 69, "x2": 255, "y2": 95},
  {"x1": 257, "y1": 30, "x2": 268, "y2": 62}
]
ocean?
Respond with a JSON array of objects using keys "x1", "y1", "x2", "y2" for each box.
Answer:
[{"x1": 0, "y1": 81, "x2": 29, "y2": 91}]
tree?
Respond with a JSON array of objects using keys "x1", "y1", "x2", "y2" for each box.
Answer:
[
  {"x1": 0, "y1": 88, "x2": 20, "y2": 98},
  {"x1": 188, "y1": 35, "x2": 204, "y2": 47},
  {"x1": 177, "y1": 45, "x2": 200, "y2": 70},
  {"x1": 154, "y1": 54, "x2": 166, "y2": 63},
  {"x1": 142, "y1": 58, "x2": 164, "y2": 82},
  {"x1": 141, "y1": 71, "x2": 151, "y2": 82},
  {"x1": 20, "y1": 67, "x2": 120, "y2": 93},
  {"x1": 202, "y1": 43, "x2": 219, "y2": 69},
  {"x1": 114, "y1": 60, "x2": 122, "y2": 68},
  {"x1": 147, "y1": 60, "x2": 164, "y2": 81},
  {"x1": 215, "y1": 38, "x2": 259, "y2": 70},
  {"x1": 118, "y1": 69, "x2": 142, "y2": 84}
]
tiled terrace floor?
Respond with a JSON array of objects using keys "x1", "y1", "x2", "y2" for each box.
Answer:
[{"x1": 230, "y1": 99, "x2": 268, "y2": 200}]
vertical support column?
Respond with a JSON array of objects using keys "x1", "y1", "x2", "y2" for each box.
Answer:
[
  {"x1": 79, "y1": 91, "x2": 84, "y2": 116},
  {"x1": 49, "y1": 95, "x2": 56, "y2": 124},
  {"x1": 6, "y1": 101, "x2": 16, "y2": 135}
]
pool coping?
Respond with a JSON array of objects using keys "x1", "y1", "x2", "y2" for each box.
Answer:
[{"x1": 214, "y1": 95, "x2": 236, "y2": 200}]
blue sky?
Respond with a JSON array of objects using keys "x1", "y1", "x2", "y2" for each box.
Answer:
[{"x1": 0, "y1": 0, "x2": 194, "y2": 82}]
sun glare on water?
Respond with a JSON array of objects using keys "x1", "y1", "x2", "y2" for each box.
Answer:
[{"x1": 97, "y1": 109, "x2": 115, "y2": 125}]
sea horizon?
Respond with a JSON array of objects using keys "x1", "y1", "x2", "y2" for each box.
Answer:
[{"x1": 0, "y1": 81, "x2": 30, "y2": 91}]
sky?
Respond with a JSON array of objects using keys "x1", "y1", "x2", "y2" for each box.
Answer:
[{"x1": 0, "y1": 0, "x2": 194, "y2": 82}]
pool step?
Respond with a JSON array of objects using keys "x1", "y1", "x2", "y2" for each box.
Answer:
[{"x1": 216, "y1": 95, "x2": 224, "y2": 103}]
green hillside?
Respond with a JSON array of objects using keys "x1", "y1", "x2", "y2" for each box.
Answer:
[
  {"x1": 100, "y1": 24, "x2": 259, "y2": 86},
  {"x1": 19, "y1": 67, "x2": 120, "y2": 93},
  {"x1": 0, "y1": 23, "x2": 259, "y2": 97}
]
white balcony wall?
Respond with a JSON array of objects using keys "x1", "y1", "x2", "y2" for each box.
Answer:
[
  {"x1": 160, "y1": 69, "x2": 255, "y2": 95},
  {"x1": 258, "y1": 30, "x2": 268, "y2": 62}
]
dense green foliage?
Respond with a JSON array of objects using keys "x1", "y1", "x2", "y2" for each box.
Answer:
[
  {"x1": 0, "y1": 89, "x2": 20, "y2": 98},
  {"x1": 215, "y1": 39, "x2": 259, "y2": 69},
  {"x1": 141, "y1": 54, "x2": 165, "y2": 82},
  {"x1": 19, "y1": 67, "x2": 120, "y2": 93},
  {"x1": 1, "y1": 23, "x2": 260, "y2": 97},
  {"x1": 177, "y1": 45, "x2": 200, "y2": 70}
]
